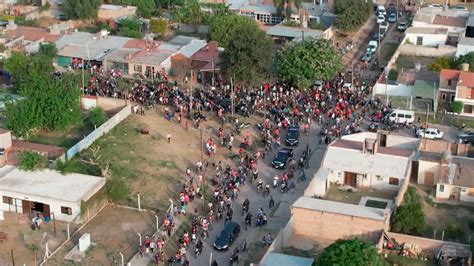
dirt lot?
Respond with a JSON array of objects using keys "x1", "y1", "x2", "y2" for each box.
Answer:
[
  {"x1": 0, "y1": 212, "x2": 79, "y2": 266},
  {"x1": 325, "y1": 185, "x2": 398, "y2": 205},
  {"x1": 45, "y1": 206, "x2": 155, "y2": 265}
]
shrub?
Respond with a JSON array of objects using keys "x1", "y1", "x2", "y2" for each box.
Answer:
[
  {"x1": 106, "y1": 178, "x2": 129, "y2": 202},
  {"x1": 18, "y1": 151, "x2": 47, "y2": 171},
  {"x1": 445, "y1": 224, "x2": 464, "y2": 241},
  {"x1": 87, "y1": 107, "x2": 107, "y2": 128}
]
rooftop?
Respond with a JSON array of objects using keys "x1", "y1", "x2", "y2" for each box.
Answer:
[
  {"x1": 129, "y1": 50, "x2": 174, "y2": 65},
  {"x1": 458, "y1": 37, "x2": 474, "y2": 46},
  {"x1": 168, "y1": 35, "x2": 200, "y2": 46},
  {"x1": 239, "y1": 3, "x2": 276, "y2": 14},
  {"x1": 440, "y1": 69, "x2": 460, "y2": 80},
  {"x1": 292, "y1": 197, "x2": 388, "y2": 221},
  {"x1": 178, "y1": 39, "x2": 207, "y2": 58},
  {"x1": 0, "y1": 166, "x2": 105, "y2": 203},
  {"x1": 55, "y1": 31, "x2": 131, "y2": 52},
  {"x1": 459, "y1": 71, "x2": 474, "y2": 87},
  {"x1": 266, "y1": 25, "x2": 323, "y2": 39},
  {"x1": 4, "y1": 26, "x2": 61, "y2": 43},
  {"x1": 432, "y1": 15, "x2": 467, "y2": 27},
  {"x1": 261, "y1": 252, "x2": 314, "y2": 266},
  {"x1": 405, "y1": 27, "x2": 448, "y2": 35},
  {"x1": 452, "y1": 156, "x2": 474, "y2": 187}
]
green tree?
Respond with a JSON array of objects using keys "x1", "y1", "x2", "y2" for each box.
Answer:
[
  {"x1": 5, "y1": 73, "x2": 82, "y2": 138},
  {"x1": 18, "y1": 151, "x2": 47, "y2": 171},
  {"x1": 106, "y1": 178, "x2": 129, "y2": 202},
  {"x1": 117, "y1": 17, "x2": 142, "y2": 38},
  {"x1": 171, "y1": 0, "x2": 205, "y2": 24},
  {"x1": 455, "y1": 52, "x2": 474, "y2": 71},
  {"x1": 316, "y1": 239, "x2": 383, "y2": 266},
  {"x1": 223, "y1": 20, "x2": 275, "y2": 87},
  {"x1": 274, "y1": 0, "x2": 302, "y2": 19},
  {"x1": 334, "y1": 0, "x2": 371, "y2": 32},
  {"x1": 276, "y1": 38, "x2": 342, "y2": 89},
  {"x1": 62, "y1": 0, "x2": 103, "y2": 20},
  {"x1": 208, "y1": 15, "x2": 256, "y2": 48},
  {"x1": 452, "y1": 100, "x2": 464, "y2": 121},
  {"x1": 391, "y1": 186, "x2": 425, "y2": 235},
  {"x1": 111, "y1": 0, "x2": 156, "y2": 18},
  {"x1": 150, "y1": 18, "x2": 168, "y2": 36},
  {"x1": 38, "y1": 43, "x2": 58, "y2": 58},
  {"x1": 3, "y1": 52, "x2": 54, "y2": 86},
  {"x1": 427, "y1": 57, "x2": 455, "y2": 72},
  {"x1": 88, "y1": 107, "x2": 107, "y2": 128},
  {"x1": 445, "y1": 224, "x2": 464, "y2": 241}
]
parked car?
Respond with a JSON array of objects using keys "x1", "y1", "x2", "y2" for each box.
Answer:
[
  {"x1": 458, "y1": 131, "x2": 474, "y2": 144},
  {"x1": 271, "y1": 148, "x2": 294, "y2": 169},
  {"x1": 398, "y1": 21, "x2": 408, "y2": 31},
  {"x1": 388, "y1": 13, "x2": 397, "y2": 23},
  {"x1": 380, "y1": 21, "x2": 389, "y2": 31},
  {"x1": 387, "y1": 109, "x2": 415, "y2": 124},
  {"x1": 376, "y1": 14, "x2": 385, "y2": 24},
  {"x1": 416, "y1": 128, "x2": 444, "y2": 139},
  {"x1": 361, "y1": 52, "x2": 373, "y2": 62},
  {"x1": 449, "y1": 5, "x2": 468, "y2": 11},
  {"x1": 285, "y1": 125, "x2": 300, "y2": 146},
  {"x1": 367, "y1": 40, "x2": 378, "y2": 54},
  {"x1": 377, "y1": 5, "x2": 386, "y2": 16},
  {"x1": 213, "y1": 222, "x2": 240, "y2": 251},
  {"x1": 387, "y1": 3, "x2": 397, "y2": 14},
  {"x1": 429, "y1": 4, "x2": 443, "y2": 8}
]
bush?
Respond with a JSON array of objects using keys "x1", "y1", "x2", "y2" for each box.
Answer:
[
  {"x1": 18, "y1": 151, "x2": 47, "y2": 171},
  {"x1": 308, "y1": 21, "x2": 326, "y2": 30},
  {"x1": 391, "y1": 186, "x2": 425, "y2": 235},
  {"x1": 427, "y1": 57, "x2": 455, "y2": 72},
  {"x1": 87, "y1": 107, "x2": 107, "y2": 128},
  {"x1": 469, "y1": 220, "x2": 474, "y2": 230},
  {"x1": 106, "y1": 178, "x2": 129, "y2": 202},
  {"x1": 445, "y1": 224, "x2": 464, "y2": 241}
]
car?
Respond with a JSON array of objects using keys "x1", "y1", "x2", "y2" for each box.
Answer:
[
  {"x1": 271, "y1": 148, "x2": 294, "y2": 169},
  {"x1": 376, "y1": 5, "x2": 386, "y2": 16},
  {"x1": 285, "y1": 126, "x2": 300, "y2": 146},
  {"x1": 458, "y1": 131, "x2": 474, "y2": 144},
  {"x1": 213, "y1": 222, "x2": 240, "y2": 251},
  {"x1": 416, "y1": 128, "x2": 444, "y2": 139},
  {"x1": 398, "y1": 21, "x2": 408, "y2": 31},
  {"x1": 376, "y1": 14, "x2": 385, "y2": 24},
  {"x1": 388, "y1": 13, "x2": 397, "y2": 23},
  {"x1": 366, "y1": 40, "x2": 378, "y2": 54},
  {"x1": 449, "y1": 5, "x2": 468, "y2": 11},
  {"x1": 361, "y1": 52, "x2": 373, "y2": 62},
  {"x1": 429, "y1": 4, "x2": 443, "y2": 8},
  {"x1": 387, "y1": 4, "x2": 397, "y2": 14},
  {"x1": 380, "y1": 21, "x2": 389, "y2": 30},
  {"x1": 57, "y1": 14, "x2": 68, "y2": 21}
]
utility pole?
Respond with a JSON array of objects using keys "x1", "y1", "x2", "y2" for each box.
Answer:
[
  {"x1": 10, "y1": 249, "x2": 14, "y2": 266},
  {"x1": 433, "y1": 81, "x2": 437, "y2": 120},
  {"x1": 211, "y1": 57, "x2": 215, "y2": 87},
  {"x1": 52, "y1": 212, "x2": 57, "y2": 236},
  {"x1": 385, "y1": 70, "x2": 389, "y2": 106},
  {"x1": 200, "y1": 128, "x2": 203, "y2": 161},
  {"x1": 189, "y1": 70, "x2": 193, "y2": 118},
  {"x1": 351, "y1": 61, "x2": 354, "y2": 86},
  {"x1": 377, "y1": 25, "x2": 381, "y2": 60},
  {"x1": 230, "y1": 77, "x2": 234, "y2": 118}
]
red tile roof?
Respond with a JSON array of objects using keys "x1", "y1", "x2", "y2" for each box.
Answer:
[
  {"x1": 433, "y1": 15, "x2": 467, "y2": 27},
  {"x1": 459, "y1": 71, "x2": 474, "y2": 87},
  {"x1": 12, "y1": 140, "x2": 64, "y2": 154},
  {"x1": 439, "y1": 69, "x2": 460, "y2": 80},
  {"x1": 4, "y1": 26, "x2": 61, "y2": 42},
  {"x1": 123, "y1": 39, "x2": 160, "y2": 49}
]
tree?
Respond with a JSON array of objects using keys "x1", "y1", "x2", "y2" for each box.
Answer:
[
  {"x1": 276, "y1": 38, "x2": 342, "y2": 89},
  {"x1": 117, "y1": 17, "x2": 142, "y2": 38},
  {"x1": 208, "y1": 15, "x2": 256, "y2": 48},
  {"x1": 150, "y1": 18, "x2": 168, "y2": 36},
  {"x1": 316, "y1": 239, "x2": 383, "y2": 266},
  {"x1": 106, "y1": 178, "x2": 129, "y2": 202},
  {"x1": 5, "y1": 73, "x2": 82, "y2": 138},
  {"x1": 391, "y1": 186, "x2": 425, "y2": 235},
  {"x1": 87, "y1": 107, "x2": 107, "y2": 128},
  {"x1": 171, "y1": 0, "x2": 205, "y2": 25},
  {"x1": 62, "y1": 0, "x2": 103, "y2": 20},
  {"x1": 274, "y1": 0, "x2": 302, "y2": 19},
  {"x1": 223, "y1": 20, "x2": 275, "y2": 87},
  {"x1": 111, "y1": 0, "x2": 156, "y2": 18},
  {"x1": 18, "y1": 151, "x2": 47, "y2": 171},
  {"x1": 3, "y1": 52, "x2": 54, "y2": 87},
  {"x1": 427, "y1": 57, "x2": 455, "y2": 72},
  {"x1": 455, "y1": 52, "x2": 474, "y2": 71},
  {"x1": 38, "y1": 43, "x2": 58, "y2": 58},
  {"x1": 452, "y1": 101, "x2": 464, "y2": 121},
  {"x1": 334, "y1": 0, "x2": 371, "y2": 32}
]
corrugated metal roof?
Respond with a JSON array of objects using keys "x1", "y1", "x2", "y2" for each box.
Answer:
[
  {"x1": 458, "y1": 37, "x2": 474, "y2": 46},
  {"x1": 266, "y1": 25, "x2": 323, "y2": 39},
  {"x1": 261, "y1": 253, "x2": 314, "y2": 266},
  {"x1": 405, "y1": 27, "x2": 448, "y2": 35},
  {"x1": 179, "y1": 39, "x2": 207, "y2": 58},
  {"x1": 55, "y1": 31, "x2": 131, "y2": 51},
  {"x1": 292, "y1": 197, "x2": 388, "y2": 221}
]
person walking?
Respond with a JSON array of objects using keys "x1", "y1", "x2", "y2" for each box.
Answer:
[{"x1": 167, "y1": 133, "x2": 172, "y2": 143}]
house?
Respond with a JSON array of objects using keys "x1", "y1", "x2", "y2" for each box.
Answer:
[
  {"x1": 2, "y1": 25, "x2": 62, "y2": 54},
  {"x1": 435, "y1": 156, "x2": 474, "y2": 203},
  {"x1": 291, "y1": 197, "x2": 390, "y2": 244},
  {"x1": 404, "y1": 27, "x2": 448, "y2": 47},
  {"x1": 455, "y1": 37, "x2": 474, "y2": 57},
  {"x1": 266, "y1": 24, "x2": 325, "y2": 42},
  {"x1": 438, "y1": 68, "x2": 474, "y2": 116},
  {"x1": 0, "y1": 165, "x2": 105, "y2": 222},
  {"x1": 97, "y1": 4, "x2": 137, "y2": 22},
  {"x1": 412, "y1": 9, "x2": 468, "y2": 35},
  {"x1": 306, "y1": 132, "x2": 417, "y2": 198}
]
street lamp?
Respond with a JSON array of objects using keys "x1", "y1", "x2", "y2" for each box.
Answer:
[{"x1": 81, "y1": 41, "x2": 91, "y2": 91}]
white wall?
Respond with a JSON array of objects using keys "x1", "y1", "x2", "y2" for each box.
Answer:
[
  {"x1": 417, "y1": 160, "x2": 440, "y2": 186},
  {"x1": 411, "y1": 21, "x2": 465, "y2": 34},
  {"x1": 373, "y1": 83, "x2": 412, "y2": 97},
  {"x1": 456, "y1": 44, "x2": 474, "y2": 58},
  {"x1": 305, "y1": 168, "x2": 330, "y2": 197},
  {"x1": 460, "y1": 188, "x2": 474, "y2": 203},
  {"x1": 328, "y1": 169, "x2": 402, "y2": 191},
  {"x1": 435, "y1": 183, "x2": 451, "y2": 199},
  {"x1": 405, "y1": 33, "x2": 447, "y2": 47},
  {"x1": 0, "y1": 190, "x2": 81, "y2": 222}
]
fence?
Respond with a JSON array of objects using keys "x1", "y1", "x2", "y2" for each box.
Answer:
[
  {"x1": 399, "y1": 44, "x2": 457, "y2": 57},
  {"x1": 66, "y1": 105, "x2": 131, "y2": 160}
]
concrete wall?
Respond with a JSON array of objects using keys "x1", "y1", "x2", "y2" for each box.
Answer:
[
  {"x1": 0, "y1": 190, "x2": 81, "y2": 222},
  {"x1": 81, "y1": 96, "x2": 98, "y2": 110},
  {"x1": 404, "y1": 34, "x2": 447, "y2": 47},
  {"x1": 419, "y1": 138, "x2": 470, "y2": 156},
  {"x1": 417, "y1": 160, "x2": 440, "y2": 186},
  {"x1": 66, "y1": 105, "x2": 131, "y2": 160},
  {"x1": 261, "y1": 215, "x2": 294, "y2": 262},
  {"x1": 291, "y1": 206, "x2": 389, "y2": 244},
  {"x1": 456, "y1": 44, "x2": 474, "y2": 58},
  {"x1": 373, "y1": 83, "x2": 412, "y2": 97},
  {"x1": 394, "y1": 161, "x2": 412, "y2": 207},
  {"x1": 460, "y1": 188, "x2": 474, "y2": 203},
  {"x1": 436, "y1": 183, "x2": 451, "y2": 199},
  {"x1": 0, "y1": 131, "x2": 12, "y2": 149},
  {"x1": 399, "y1": 44, "x2": 456, "y2": 57},
  {"x1": 96, "y1": 96, "x2": 127, "y2": 112},
  {"x1": 329, "y1": 170, "x2": 404, "y2": 191},
  {"x1": 176, "y1": 23, "x2": 209, "y2": 34}
]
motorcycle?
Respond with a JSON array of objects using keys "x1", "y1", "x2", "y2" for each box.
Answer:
[
  {"x1": 272, "y1": 176, "x2": 279, "y2": 188},
  {"x1": 280, "y1": 182, "x2": 288, "y2": 193}
]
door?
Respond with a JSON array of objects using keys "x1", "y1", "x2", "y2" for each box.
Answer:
[
  {"x1": 416, "y1": 36, "x2": 423, "y2": 45},
  {"x1": 411, "y1": 161, "x2": 419, "y2": 182},
  {"x1": 424, "y1": 172, "x2": 434, "y2": 186},
  {"x1": 22, "y1": 200, "x2": 30, "y2": 215},
  {"x1": 380, "y1": 133, "x2": 387, "y2": 147},
  {"x1": 344, "y1": 172, "x2": 357, "y2": 187},
  {"x1": 43, "y1": 204, "x2": 51, "y2": 218}
]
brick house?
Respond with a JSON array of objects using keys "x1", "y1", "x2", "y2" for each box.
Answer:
[{"x1": 438, "y1": 69, "x2": 474, "y2": 116}]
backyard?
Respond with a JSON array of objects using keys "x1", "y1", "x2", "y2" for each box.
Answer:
[{"x1": 325, "y1": 185, "x2": 398, "y2": 205}]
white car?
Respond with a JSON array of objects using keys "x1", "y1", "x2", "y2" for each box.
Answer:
[
  {"x1": 416, "y1": 128, "x2": 444, "y2": 139},
  {"x1": 377, "y1": 15, "x2": 385, "y2": 24},
  {"x1": 366, "y1": 40, "x2": 378, "y2": 54}
]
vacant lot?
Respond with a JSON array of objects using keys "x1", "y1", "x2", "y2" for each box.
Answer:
[{"x1": 325, "y1": 185, "x2": 398, "y2": 205}]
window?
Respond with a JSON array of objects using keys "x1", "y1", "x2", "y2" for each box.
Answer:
[
  {"x1": 376, "y1": 175, "x2": 383, "y2": 181},
  {"x1": 405, "y1": 114, "x2": 412, "y2": 119},
  {"x1": 2, "y1": 196, "x2": 13, "y2": 204},
  {"x1": 448, "y1": 79, "x2": 452, "y2": 86},
  {"x1": 133, "y1": 64, "x2": 142, "y2": 73},
  {"x1": 439, "y1": 184, "x2": 444, "y2": 192},
  {"x1": 389, "y1": 177, "x2": 399, "y2": 185},
  {"x1": 442, "y1": 93, "x2": 446, "y2": 101},
  {"x1": 450, "y1": 94, "x2": 455, "y2": 102},
  {"x1": 61, "y1": 206, "x2": 72, "y2": 215},
  {"x1": 397, "y1": 113, "x2": 404, "y2": 118}
]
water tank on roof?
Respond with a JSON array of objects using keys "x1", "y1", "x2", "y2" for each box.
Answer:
[{"x1": 461, "y1": 63, "x2": 469, "y2": 71}]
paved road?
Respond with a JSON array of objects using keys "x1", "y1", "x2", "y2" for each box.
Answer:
[{"x1": 188, "y1": 122, "x2": 326, "y2": 266}]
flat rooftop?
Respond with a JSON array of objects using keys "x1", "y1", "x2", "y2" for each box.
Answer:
[
  {"x1": 0, "y1": 166, "x2": 105, "y2": 203},
  {"x1": 292, "y1": 197, "x2": 388, "y2": 221}
]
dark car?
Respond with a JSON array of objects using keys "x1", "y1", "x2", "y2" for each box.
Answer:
[
  {"x1": 459, "y1": 131, "x2": 474, "y2": 144},
  {"x1": 213, "y1": 221, "x2": 240, "y2": 251},
  {"x1": 285, "y1": 126, "x2": 300, "y2": 146},
  {"x1": 271, "y1": 148, "x2": 294, "y2": 169}
]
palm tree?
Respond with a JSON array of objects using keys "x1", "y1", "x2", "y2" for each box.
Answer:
[{"x1": 274, "y1": 0, "x2": 302, "y2": 21}]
